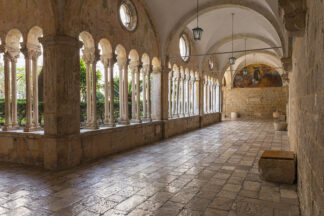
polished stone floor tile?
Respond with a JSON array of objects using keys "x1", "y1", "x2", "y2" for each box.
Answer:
[{"x1": 0, "y1": 120, "x2": 299, "y2": 215}]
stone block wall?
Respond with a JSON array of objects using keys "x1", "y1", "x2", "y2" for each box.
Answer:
[
  {"x1": 201, "y1": 113, "x2": 221, "y2": 127},
  {"x1": 289, "y1": 0, "x2": 324, "y2": 215},
  {"x1": 163, "y1": 116, "x2": 201, "y2": 138},
  {"x1": 224, "y1": 87, "x2": 287, "y2": 119}
]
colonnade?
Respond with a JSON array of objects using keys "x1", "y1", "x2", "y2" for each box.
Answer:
[
  {"x1": 81, "y1": 45, "x2": 154, "y2": 129},
  {"x1": 0, "y1": 41, "x2": 42, "y2": 132},
  {"x1": 203, "y1": 77, "x2": 220, "y2": 114},
  {"x1": 168, "y1": 65, "x2": 199, "y2": 119}
]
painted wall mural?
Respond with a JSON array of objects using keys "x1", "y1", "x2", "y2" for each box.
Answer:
[{"x1": 233, "y1": 64, "x2": 282, "y2": 88}]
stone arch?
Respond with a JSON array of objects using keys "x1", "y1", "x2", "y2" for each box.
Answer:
[
  {"x1": 99, "y1": 38, "x2": 113, "y2": 58},
  {"x1": 129, "y1": 49, "x2": 139, "y2": 62},
  {"x1": 165, "y1": 1, "x2": 287, "y2": 57},
  {"x1": 115, "y1": 44, "x2": 127, "y2": 59},
  {"x1": 6, "y1": 29, "x2": 22, "y2": 51},
  {"x1": 152, "y1": 57, "x2": 161, "y2": 69},
  {"x1": 141, "y1": 53, "x2": 150, "y2": 65},
  {"x1": 79, "y1": 31, "x2": 95, "y2": 49},
  {"x1": 27, "y1": 26, "x2": 43, "y2": 47}
]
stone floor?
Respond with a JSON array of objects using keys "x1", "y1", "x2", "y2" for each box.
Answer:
[{"x1": 0, "y1": 120, "x2": 300, "y2": 216}]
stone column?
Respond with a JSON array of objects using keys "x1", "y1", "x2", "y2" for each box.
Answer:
[
  {"x1": 21, "y1": 47, "x2": 33, "y2": 132},
  {"x1": 186, "y1": 76, "x2": 190, "y2": 116},
  {"x1": 147, "y1": 65, "x2": 152, "y2": 122},
  {"x1": 168, "y1": 71, "x2": 172, "y2": 118},
  {"x1": 191, "y1": 78, "x2": 195, "y2": 115},
  {"x1": 135, "y1": 65, "x2": 141, "y2": 123},
  {"x1": 195, "y1": 77, "x2": 200, "y2": 115},
  {"x1": 142, "y1": 67, "x2": 147, "y2": 120},
  {"x1": 181, "y1": 73, "x2": 185, "y2": 117},
  {"x1": 3, "y1": 53, "x2": 11, "y2": 131},
  {"x1": 130, "y1": 60, "x2": 141, "y2": 123},
  {"x1": 131, "y1": 62, "x2": 136, "y2": 121},
  {"x1": 101, "y1": 56, "x2": 110, "y2": 125},
  {"x1": 151, "y1": 65, "x2": 162, "y2": 121},
  {"x1": 32, "y1": 50, "x2": 41, "y2": 129},
  {"x1": 90, "y1": 52, "x2": 99, "y2": 129},
  {"x1": 176, "y1": 76, "x2": 180, "y2": 117},
  {"x1": 108, "y1": 58, "x2": 115, "y2": 127},
  {"x1": 118, "y1": 58, "x2": 129, "y2": 125},
  {"x1": 82, "y1": 50, "x2": 94, "y2": 127},
  {"x1": 40, "y1": 35, "x2": 82, "y2": 170},
  {"x1": 171, "y1": 76, "x2": 176, "y2": 117},
  {"x1": 10, "y1": 55, "x2": 18, "y2": 128}
]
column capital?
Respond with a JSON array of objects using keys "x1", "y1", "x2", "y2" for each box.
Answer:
[
  {"x1": 129, "y1": 60, "x2": 140, "y2": 70},
  {"x1": 152, "y1": 65, "x2": 161, "y2": 74},
  {"x1": 100, "y1": 54, "x2": 112, "y2": 68},
  {"x1": 281, "y1": 57, "x2": 292, "y2": 72},
  {"x1": 82, "y1": 49, "x2": 95, "y2": 65},
  {"x1": 0, "y1": 44, "x2": 5, "y2": 53},
  {"x1": 117, "y1": 56, "x2": 127, "y2": 68}
]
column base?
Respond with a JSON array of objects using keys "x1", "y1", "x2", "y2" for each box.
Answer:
[
  {"x1": 2, "y1": 124, "x2": 19, "y2": 131},
  {"x1": 84, "y1": 122, "x2": 99, "y2": 129},
  {"x1": 131, "y1": 119, "x2": 142, "y2": 124},
  {"x1": 24, "y1": 126, "x2": 42, "y2": 132},
  {"x1": 103, "y1": 122, "x2": 116, "y2": 127},
  {"x1": 119, "y1": 120, "x2": 130, "y2": 125}
]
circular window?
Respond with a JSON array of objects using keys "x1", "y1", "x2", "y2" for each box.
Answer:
[
  {"x1": 119, "y1": 0, "x2": 137, "y2": 31},
  {"x1": 179, "y1": 34, "x2": 190, "y2": 62}
]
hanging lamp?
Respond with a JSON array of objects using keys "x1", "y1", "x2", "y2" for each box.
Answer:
[
  {"x1": 243, "y1": 38, "x2": 248, "y2": 75},
  {"x1": 192, "y1": 0, "x2": 203, "y2": 40},
  {"x1": 229, "y1": 13, "x2": 236, "y2": 65}
]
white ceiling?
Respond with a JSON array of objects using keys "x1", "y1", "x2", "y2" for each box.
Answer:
[{"x1": 144, "y1": 0, "x2": 285, "y2": 73}]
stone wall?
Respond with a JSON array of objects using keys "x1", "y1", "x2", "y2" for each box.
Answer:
[
  {"x1": 0, "y1": 113, "x2": 221, "y2": 169},
  {"x1": 289, "y1": 0, "x2": 324, "y2": 215},
  {"x1": 224, "y1": 87, "x2": 287, "y2": 119}
]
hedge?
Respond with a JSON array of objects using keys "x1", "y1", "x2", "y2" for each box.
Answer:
[{"x1": 0, "y1": 99, "x2": 136, "y2": 126}]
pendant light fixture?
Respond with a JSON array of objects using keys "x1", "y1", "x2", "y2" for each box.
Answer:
[
  {"x1": 243, "y1": 38, "x2": 248, "y2": 75},
  {"x1": 192, "y1": 0, "x2": 203, "y2": 41},
  {"x1": 229, "y1": 13, "x2": 236, "y2": 65}
]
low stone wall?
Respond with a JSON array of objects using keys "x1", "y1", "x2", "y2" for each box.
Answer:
[
  {"x1": 164, "y1": 116, "x2": 200, "y2": 138},
  {"x1": 201, "y1": 113, "x2": 221, "y2": 127},
  {"x1": 80, "y1": 121, "x2": 163, "y2": 163},
  {"x1": 0, "y1": 113, "x2": 221, "y2": 169},
  {"x1": 0, "y1": 132, "x2": 44, "y2": 167}
]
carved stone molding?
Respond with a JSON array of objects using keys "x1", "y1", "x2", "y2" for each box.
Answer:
[
  {"x1": 281, "y1": 57, "x2": 292, "y2": 72},
  {"x1": 279, "y1": 0, "x2": 306, "y2": 36}
]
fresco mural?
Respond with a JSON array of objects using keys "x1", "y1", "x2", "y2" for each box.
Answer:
[{"x1": 233, "y1": 64, "x2": 282, "y2": 88}]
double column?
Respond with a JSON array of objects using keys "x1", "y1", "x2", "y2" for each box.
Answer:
[
  {"x1": 101, "y1": 55, "x2": 115, "y2": 127},
  {"x1": 142, "y1": 64, "x2": 152, "y2": 122},
  {"x1": 22, "y1": 45, "x2": 42, "y2": 132},
  {"x1": 186, "y1": 74, "x2": 190, "y2": 117},
  {"x1": 130, "y1": 60, "x2": 141, "y2": 123},
  {"x1": 3, "y1": 48, "x2": 19, "y2": 131},
  {"x1": 82, "y1": 48, "x2": 98, "y2": 129},
  {"x1": 117, "y1": 57, "x2": 129, "y2": 125},
  {"x1": 180, "y1": 71, "x2": 185, "y2": 117},
  {"x1": 168, "y1": 70, "x2": 173, "y2": 118}
]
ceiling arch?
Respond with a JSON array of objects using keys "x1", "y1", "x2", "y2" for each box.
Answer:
[{"x1": 144, "y1": 0, "x2": 287, "y2": 61}]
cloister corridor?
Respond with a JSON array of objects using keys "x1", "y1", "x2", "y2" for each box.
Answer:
[{"x1": 0, "y1": 120, "x2": 299, "y2": 216}]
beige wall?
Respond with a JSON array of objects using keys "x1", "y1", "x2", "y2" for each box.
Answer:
[
  {"x1": 289, "y1": 0, "x2": 324, "y2": 215},
  {"x1": 223, "y1": 87, "x2": 287, "y2": 119}
]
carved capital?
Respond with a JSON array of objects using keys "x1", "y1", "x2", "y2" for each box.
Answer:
[
  {"x1": 279, "y1": 0, "x2": 306, "y2": 35},
  {"x1": 281, "y1": 72, "x2": 290, "y2": 85}
]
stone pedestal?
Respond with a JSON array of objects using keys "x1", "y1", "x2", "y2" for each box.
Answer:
[
  {"x1": 231, "y1": 112, "x2": 238, "y2": 120},
  {"x1": 274, "y1": 121, "x2": 288, "y2": 131},
  {"x1": 259, "y1": 150, "x2": 296, "y2": 184}
]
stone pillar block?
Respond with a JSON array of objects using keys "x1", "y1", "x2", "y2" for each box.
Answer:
[{"x1": 259, "y1": 150, "x2": 296, "y2": 184}]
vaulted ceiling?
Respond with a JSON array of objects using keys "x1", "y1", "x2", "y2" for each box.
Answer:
[{"x1": 144, "y1": 0, "x2": 287, "y2": 74}]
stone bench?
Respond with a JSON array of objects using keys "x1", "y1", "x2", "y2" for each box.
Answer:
[{"x1": 258, "y1": 150, "x2": 296, "y2": 184}]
